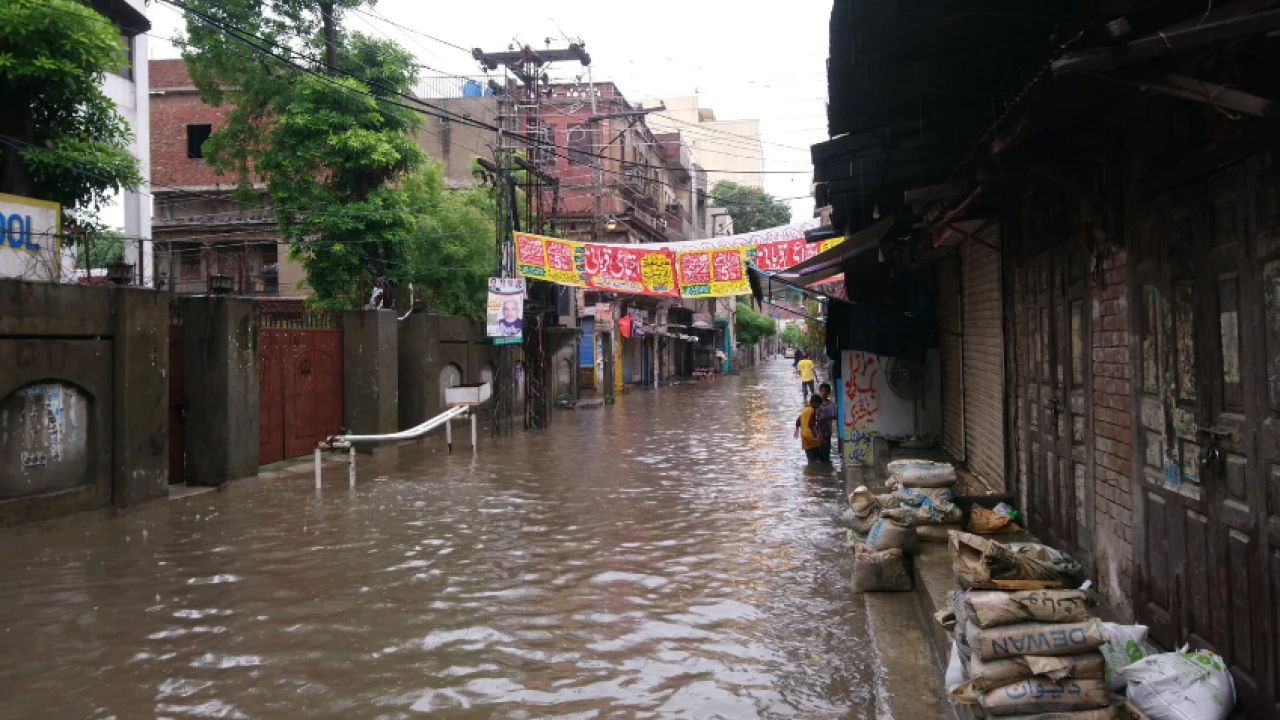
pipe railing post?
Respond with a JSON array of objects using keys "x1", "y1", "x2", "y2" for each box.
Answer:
[
  {"x1": 314, "y1": 447, "x2": 322, "y2": 489},
  {"x1": 446, "y1": 417, "x2": 453, "y2": 453},
  {"x1": 470, "y1": 412, "x2": 477, "y2": 451},
  {"x1": 348, "y1": 445, "x2": 356, "y2": 488}
]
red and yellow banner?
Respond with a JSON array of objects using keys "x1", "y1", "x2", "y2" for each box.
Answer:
[{"x1": 514, "y1": 225, "x2": 845, "y2": 299}]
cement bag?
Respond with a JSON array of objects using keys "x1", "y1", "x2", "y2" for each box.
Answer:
[
  {"x1": 886, "y1": 459, "x2": 957, "y2": 487},
  {"x1": 979, "y1": 677, "x2": 1110, "y2": 716},
  {"x1": 966, "y1": 589, "x2": 1090, "y2": 628},
  {"x1": 889, "y1": 497, "x2": 963, "y2": 525},
  {"x1": 999, "y1": 708, "x2": 1118, "y2": 720},
  {"x1": 863, "y1": 513, "x2": 919, "y2": 554},
  {"x1": 1119, "y1": 649, "x2": 1236, "y2": 720},
  {"x1": 968, "y1": 652, "x2": 1105, "y2": 693},
  {"x1": 1009, "y1": 542, "x2": 1086, "y2": 585},
  {"x1": 974, "y1": 619, "x2": 1108, "y2": 661},
  {"x1": 945, "y1": 639, "x2": 967, "y2": 688},
  {"x1": 849, "y1": 542, "x2": 912, "y2": 593},
  {"x1": 918, "y1": 523, "x2": 964, "y2": 542},
  {"x1": 843, "y1": 487, "x2": 884, "y2": 534},
  {"x1": 935, "y1": 607, "x2": 957, "y2": 633},
  {"x1": 893, "y1": 484, "x2": 954, "y2": 508},
  {"x1": 1098, "y1": 623, "x2": 1154, "y2": 690}
]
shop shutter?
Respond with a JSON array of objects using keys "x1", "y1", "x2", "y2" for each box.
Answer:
[
  {"x1": 961, "y1": 224, "x2": 1006, "y2": 485},
  {"x1": 937, "y1": 257, "x2": 966, "y2": 461}
]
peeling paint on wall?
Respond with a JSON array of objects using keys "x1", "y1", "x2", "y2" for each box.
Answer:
[{"x1": 0, "y1": 382, "x2": 90, "y2": 499}]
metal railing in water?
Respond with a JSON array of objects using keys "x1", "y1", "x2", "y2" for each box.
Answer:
[{"x1": 313, "y1": 404, "x2": 475, "y2": 488}]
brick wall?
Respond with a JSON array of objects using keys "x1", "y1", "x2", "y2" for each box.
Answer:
[
  {"x1": 149, "y1": 59, "x2": 235, "y2": 189},
  {"x1": 1091, "y1": 247, "x2": 1134, "y2": 618},
  {"x1": 150, "y1": 58, "x2": 191, "y2": 89}
]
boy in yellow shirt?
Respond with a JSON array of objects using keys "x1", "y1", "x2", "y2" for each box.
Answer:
[
  {"x1": 794, "y1": 394, "x2": 825, "y2": 463},
  {"x1": 796, "y1": 353, "x2": 816, "y2": 399}
]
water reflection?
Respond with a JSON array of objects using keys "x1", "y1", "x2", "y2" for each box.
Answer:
[{"x1": 0, "y1": 359, "x2": 871, "y2": 719}]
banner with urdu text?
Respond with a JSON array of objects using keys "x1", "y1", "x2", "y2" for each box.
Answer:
[{"x1": 513, "y1": 220, "x2": 844, "y2": 299}]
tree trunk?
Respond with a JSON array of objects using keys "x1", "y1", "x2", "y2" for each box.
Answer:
[
  {"x1": 319, "y1": 2, "x2": 337, "y2": 75},
  {"x1": 0, "y1": 86, "x2": 35, "y2": 197}
]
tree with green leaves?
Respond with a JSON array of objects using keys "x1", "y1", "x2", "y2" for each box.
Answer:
[
  {"x1": 734, "y1": 300, "x2": 776, "y2": 346},
  {"x1": 180, "y1": 0, "x2": 493, "y2": 311},
  {"x1": 780, "y1": 323, "x2": 805, "y2": 348},
  {"x1": 710, "y1": 180, "x2": 792, "y2": 233},
  {"x1": 0, "y1": 0, "x2": 142, "y2": 229}
]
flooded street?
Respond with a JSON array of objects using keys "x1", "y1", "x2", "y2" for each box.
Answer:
[{"x1": 0, "y1": 359, "x2": 875, "y2": 719}]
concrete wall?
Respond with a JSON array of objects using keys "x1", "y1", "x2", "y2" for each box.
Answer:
[
  {"x1": 344, "y1": 310, "x2": 399, "y2": 437},
  {"x1": 0, "y1": 280, "x2": 168, "y2": 527},
  {"x1": 398, "y1": 314, "x2": 494, "y2": 429},
  {"x1": 181, "y1": 297, "x2": 259, "y2": 486},
  {"x1": 412, "y1": 97, "x2": 499, "y2": 185}
]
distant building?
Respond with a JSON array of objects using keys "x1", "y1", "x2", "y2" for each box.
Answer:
[
  {"x1": 637, "y1": 96, "x2": 764, "y2": 192},
  {"x1": 148, "y1": 59, "x2": 306, "y2": 296}
]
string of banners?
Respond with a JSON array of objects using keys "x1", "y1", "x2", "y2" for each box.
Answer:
[{"x1": 513, "y1": 220, "x2": 845, "y2": 299}]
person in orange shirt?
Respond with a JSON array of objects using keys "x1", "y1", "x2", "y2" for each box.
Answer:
[{"x1": 794, "y1": 394, "x2": 826, "y2": 463}]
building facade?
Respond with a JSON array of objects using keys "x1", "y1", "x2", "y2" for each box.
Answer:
[
  {"x1": 639, "y1": 96, "x2": 764, "y2": 190},
  {"x1": 815, "y1": 2, "x2": 1280, "y2": 715}
]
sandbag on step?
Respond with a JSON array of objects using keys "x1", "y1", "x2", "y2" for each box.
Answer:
[
  {"x1": 1119, "y1": 649, "x2": 1236, "y2": 720},
  {"x1": 973, "y1": 619, "x2": 1108, "y2": 661},
  {"x1": 979, "y1": 677, "x2": 1111, "y2": 716},
  {"x1": 998, "y1": 707, "x2": 1118, "y2": 720},
  {"x1": 965, "y1": 589, "x2": 1090, "y2": 628},
  {"x1": 849, "y1": 542, "x2": 912, "y2": 593},
  {"x1": 886, "y1": 459, "x2": 957, "y2": 487},
  {"x1": 968, "y1": 652, "x2": 1105, "y2": 693}
]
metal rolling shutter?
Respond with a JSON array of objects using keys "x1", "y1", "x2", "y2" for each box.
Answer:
[
  {"x1": 961, "y1": 224, "x2": 1006, "y2": 485},
  {"x1": 937, "y1": 257, "x2": 966, "y2": 461}
]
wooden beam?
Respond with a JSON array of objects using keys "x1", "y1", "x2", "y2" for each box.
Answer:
[
  {"x1": 1139, "y1": 129, "x2": 1280, "y2": 198},
  {"x1": 1052, "y1": 9, "x2": 1280, "y2": 76},
  {"x1": 1095, "y1": 73, "x2": 1280, "y2": 119},
  {"x1": 1023, "y1": 163, "x2": 1112, "y2": 215},
  {"x1": 903, "y1": 179, "x2": 968, "y2": 205}
]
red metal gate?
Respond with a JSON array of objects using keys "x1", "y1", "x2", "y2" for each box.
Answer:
[{"x1": 258, "y1": 304, "x2": 343, "y2": 465}]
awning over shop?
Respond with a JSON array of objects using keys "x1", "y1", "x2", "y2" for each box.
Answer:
[{"x1": 773, "y1": 216, "x2": 893, "y2": 285}]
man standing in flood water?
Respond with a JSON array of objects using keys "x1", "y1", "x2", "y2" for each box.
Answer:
[
  {"x1": 796, "y1": 352, "x2": 816, "y2": 399},
  {"x1": 794, "y1": 394, "x2": 825, "y2": 463}
]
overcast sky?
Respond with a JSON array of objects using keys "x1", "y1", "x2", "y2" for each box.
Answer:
[{"x1": 145, "y1": 1, "x2": 831, "y2": 221}]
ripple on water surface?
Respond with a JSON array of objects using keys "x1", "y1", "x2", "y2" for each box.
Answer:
[{"x1": 0, "y1": 361, "x2": 873, "y2": 719}]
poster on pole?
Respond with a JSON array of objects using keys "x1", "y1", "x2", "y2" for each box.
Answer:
[{"x1": 486, "y1": 277, "x2": 525, "y2": 345}]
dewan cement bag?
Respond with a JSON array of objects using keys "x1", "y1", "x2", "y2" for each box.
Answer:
[
  {"x1": 966, "y1": 589, "x2": 1090, "y2": 628},
  {"x1": 978, "y1": 677, "x2": 1110, "y2": 716},
  {"x1": 998, "y1": 708, "x2": 1118, "y2": 720},
  {"x1": 968, "y1": 652, "x2": 1105, "y2": 693},
  {"x1": 974, "y1": 619, "x2": 1108, "y2": 661},
  {"x1": 1119, "y1": 649, "x2": 1237, "y2": 720}
]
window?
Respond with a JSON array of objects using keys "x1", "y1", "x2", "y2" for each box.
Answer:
[
  {"x1": 110, "y1": 31, "x2": 135, "y2": 81},
  {"x1": 186, "y1": 124, "x2": 213, "y2": 159},
  {"x1": 566, "y1": 124, "x2": 597, "y2": 167}
]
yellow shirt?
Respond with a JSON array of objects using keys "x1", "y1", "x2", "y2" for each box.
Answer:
[
  {"x1": 797, "y1": 358, "x2": 815, "y2": 383},
  {"x1": 798, "y1": 406, "x2": 822, "y2": 449}
]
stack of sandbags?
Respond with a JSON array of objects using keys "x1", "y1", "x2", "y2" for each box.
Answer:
[
  {"x1": 846, "y1": 486, "x2": 918, "y2": 593},
  {"x1": 885, "y1": 459, "x2": 964, "y2": 541},
  {"x1": 945, "y1": 588, "x2": 1116, "y2": 717}
]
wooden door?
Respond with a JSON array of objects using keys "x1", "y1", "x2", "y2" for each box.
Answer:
[
  {"x1": 281, "y1": 329, "x2": 343, "y2": 459},
  {"x1": 1133, "y1": 169, "x2": 1276, "y2": 716},
  {"x1": 259, "y1": 329, "x2": 285, "y2": 466},
  {"x1": 1021, "y1": 248, "x2": 1088, "y2": 560}
]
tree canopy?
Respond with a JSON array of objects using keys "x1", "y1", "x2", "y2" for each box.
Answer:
[
  {"x1": 734, "y1": 300, "x2": 777, "y2": 346},
  {"x1": 779, "y1": 323, "x2": 805, "y2": 348},
  {"x1": 0, "y1": 0, "x2": 142, "y2": 229},
  {"x1": 179, "y1": 0, "x2": 494, "y2": 314},
  {"x1": 710, "y1": 180, "x2": 792, "y2": 233}
]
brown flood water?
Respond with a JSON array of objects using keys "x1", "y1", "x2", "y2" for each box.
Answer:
[{"x1": 0, "y1": 359, "x2": 874, "y2": 719}]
